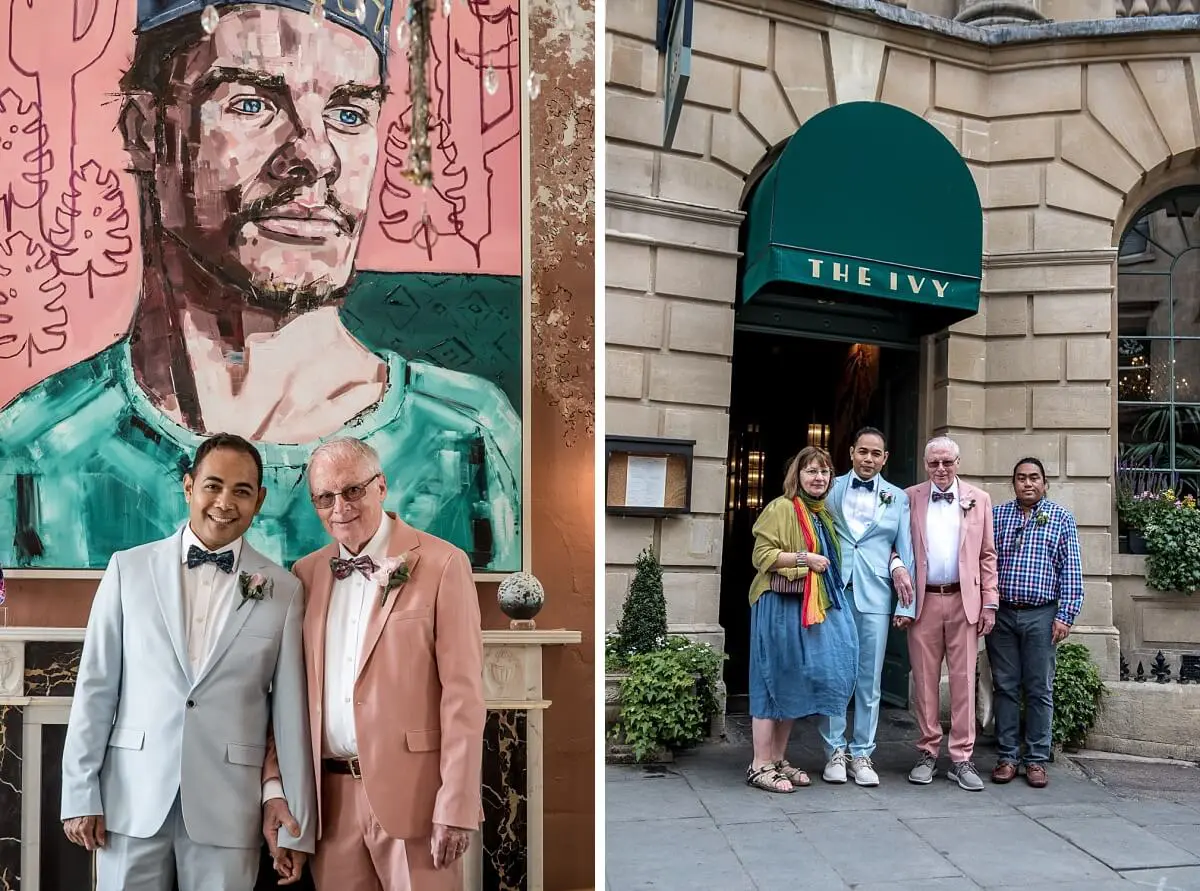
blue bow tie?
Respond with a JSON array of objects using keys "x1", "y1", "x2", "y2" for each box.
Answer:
[
  {"x1": 851, "y1": 478, "x2": 873, "y2": 491},
  {"x1": 186, "y1": 544, "x2": 234, "y2": 573}
]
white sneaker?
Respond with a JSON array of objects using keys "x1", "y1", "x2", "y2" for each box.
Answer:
[
  {"x1": 823, "y1": 749, "x2": 848, "y2": 783},
  {"x1": 849, "y1": 755, "x2": 880, "y2": 787}
]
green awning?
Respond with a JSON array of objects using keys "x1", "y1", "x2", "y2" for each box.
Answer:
[{"x1": 741, "y1": 101, "x2": 982, "y2": 334}]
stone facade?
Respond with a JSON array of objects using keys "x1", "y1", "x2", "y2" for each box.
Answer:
[{"x1": 605, "y1": 0, "x2": 1200, "y2": 684}]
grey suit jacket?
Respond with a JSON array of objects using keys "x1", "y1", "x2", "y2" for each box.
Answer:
[{"x1": 61, "y1": 524, "x2": 316, "y2": 852}]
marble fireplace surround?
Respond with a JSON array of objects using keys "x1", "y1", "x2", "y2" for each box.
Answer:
[{"x1": 0, "y1": 626, "x2": 580, "y2": 891}]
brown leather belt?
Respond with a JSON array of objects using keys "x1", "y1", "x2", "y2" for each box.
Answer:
[
  {"x1": 323, "y1": 757, "x2": 362, "y2": 778},
  {"x1": 926, "y1": 583, "x2": 961, "y2": 595}
]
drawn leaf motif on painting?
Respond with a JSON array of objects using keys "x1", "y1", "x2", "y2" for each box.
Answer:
[
  {"x1": 0, "y1": 88, "x2": 52, "y2": 225},
  {"x1": 379, "y1": 112, "x2": 468, "y2": 261},
  {"x1": 0, "y1": 231, "x2": 69, "y2": 366},
  {"x1": 50, "y1": 161, "x2": 133, "y2": 291}
]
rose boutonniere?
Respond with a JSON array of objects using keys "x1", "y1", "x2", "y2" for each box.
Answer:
[
  {"x1": 1035, "y1": 511, "x2": 1049, "y2": 527},
  {"x1": 961, "y1": 498, "x2": 977, "y2": 512},
  {"x1": 370, "y1": 554, "x2": 411, "y2": 608},
  {"x1": 879, "y1": 491, "x2": 894, "y2": 506},
  {"x1": 237, "y1": 572, "x2": 273, "y2": 610}
]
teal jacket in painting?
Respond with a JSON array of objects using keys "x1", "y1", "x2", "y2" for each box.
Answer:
[{"x1": 0, "y1": 338, "x2": 521, "y2": 572}]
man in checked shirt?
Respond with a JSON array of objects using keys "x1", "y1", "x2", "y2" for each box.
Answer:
[{"x1": 988, "y1": 457, "x2": 1084, "y2": 789}]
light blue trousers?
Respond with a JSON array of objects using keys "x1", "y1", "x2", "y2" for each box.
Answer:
[{"x1": 818, "y1": 596, "x2": 892, "y2": 759}]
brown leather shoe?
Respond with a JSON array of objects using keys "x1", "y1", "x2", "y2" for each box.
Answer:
[
  {"x1": 1025, "y1": 764, "x2": 1048, "y2": 788},
  {"x1": 991, "y1": 762, "x2": 1017, "y2": 784}
]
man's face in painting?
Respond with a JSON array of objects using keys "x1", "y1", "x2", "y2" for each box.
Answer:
[{"x1": 139, "y1": 6, "x2": 384, "y2": 311}]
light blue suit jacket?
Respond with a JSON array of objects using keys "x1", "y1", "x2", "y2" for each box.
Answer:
[
  {"x1": 61, "y1": 525, "x2": 316, "y2": 852},
  {"x1": 828, "y1": 473, "x2": 917, "y2": 618}
]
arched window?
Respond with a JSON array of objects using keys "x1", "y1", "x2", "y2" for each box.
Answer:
[{"x1": 1117, "y1": 187, "x2": 1200, "y2": 496}]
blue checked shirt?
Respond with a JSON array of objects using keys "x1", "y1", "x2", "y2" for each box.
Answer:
[{"x1": 993, "y1": 498, "x2": 1084, "y2": 626}]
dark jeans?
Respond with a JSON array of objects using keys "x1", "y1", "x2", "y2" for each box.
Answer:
[{"x1": 986, "y1": 601, "x2": 1057, "y2": 765}]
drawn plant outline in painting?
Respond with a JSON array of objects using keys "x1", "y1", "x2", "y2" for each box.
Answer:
[
  {"x1": 379, "y1": 0, "x2": 521, "y2": 267},
  {"x1": 0, "y1": 230, "x2": 68, "y2": 366},
  {"x1": 49, "y1": 160, "x2": 133, "y2": 300},
  {"x1": 0, "y1": 87, "x2": 51, "y2": 231},
  {"x1": 8, "y1": 0, "x2": 121, "y2": 247}
]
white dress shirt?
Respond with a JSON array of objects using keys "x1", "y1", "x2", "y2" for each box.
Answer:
[
  {"x1": 323, "y1": 512, "x2": 393, "y2": 759},
  {"x1": 843, "y1": 474, "x2": 878, "y2": 541},
  {"x1": 180, "y1": 525, "x2": 243, "y2": 676},
  {"x1": 925, "y1": 479, "x2": 962, "y2": 585}
]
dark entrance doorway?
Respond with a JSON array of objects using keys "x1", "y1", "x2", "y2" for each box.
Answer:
[{"x1": 719, "y1": 329, "x2": 920, "y2": 714}]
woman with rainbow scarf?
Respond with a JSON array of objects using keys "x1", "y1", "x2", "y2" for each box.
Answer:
[{"x1": 745, "y1": 445, "x2": 859, "y2": 793}]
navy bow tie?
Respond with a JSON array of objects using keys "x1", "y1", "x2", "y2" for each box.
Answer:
[
  {"x1": 932, "y1": 490, "x2": 955, "y2": 503},
  {"x1": 851, "y1": 478, "x2": 873, "y2": 491},
  {"x1": 330, "y1": 555, "x2": 378, "y2": 581},
  {"x1": 186, "y1": 544, "x2": 234, "y2": 573}
]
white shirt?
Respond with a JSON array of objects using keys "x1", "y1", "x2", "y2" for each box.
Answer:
[
  {"x1": 323, "y1": 512, "x2": 393, "y2": 759},
  {"x1": 843, "y1": 473, "x2": 878, "y2": 541},
  {"x1": 180, "y1": 525, "x2": 243, "y2": 676},
  {"x1": 926, "y1": 479, "x2": 962, "y2": 585}
]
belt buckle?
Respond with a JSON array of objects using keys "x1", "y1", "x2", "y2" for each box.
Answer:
[{"x1": 348, "y1": 758, "x2": 361, "y2": 779}]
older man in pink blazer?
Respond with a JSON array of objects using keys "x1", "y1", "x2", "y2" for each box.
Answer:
[{"x1": 897, "y1": 435, "x2": 998, "y2": 792}]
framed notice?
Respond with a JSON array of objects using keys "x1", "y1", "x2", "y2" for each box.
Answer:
[{"x1": 605, "y1": 436, "x2": 694, "y2": 517}]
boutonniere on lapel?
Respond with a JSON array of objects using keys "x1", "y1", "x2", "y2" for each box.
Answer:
[
  {"x1": 961, "y1": 498, "x2": 977, "y2": 512},
  {"x1": 237, "y1": 572, "x2": 273, "y2": 610},
  {"x1": 879, "y1": 490, "x2": 894, "y2": 506},
  {"x1": 370, "y1": 554, "x2": 412, "y2": 608},
  {"x1": 1035, "y1": 511, "x2": 1050, "y2": 526}
]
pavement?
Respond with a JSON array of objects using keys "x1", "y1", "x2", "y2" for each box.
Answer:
[{"x1": 605, "y1": 708, "x2": 1200, "y2": 890}]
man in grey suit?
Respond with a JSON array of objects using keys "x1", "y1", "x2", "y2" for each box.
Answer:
[
  {"x1": 820, "y1": 427, "x2": 918, "y2": 786},
  {"x1": 60, "y1": 433, "x2": 316, "y2": 891}
]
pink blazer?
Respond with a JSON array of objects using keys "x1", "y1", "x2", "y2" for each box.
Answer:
[{"x1": 904, "y1": 480, "x2": 999, "y2": 624}]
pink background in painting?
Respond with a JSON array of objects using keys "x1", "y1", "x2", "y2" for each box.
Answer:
[{"x1": 0, "y1": 0, "x2": 521, "y2": 408}]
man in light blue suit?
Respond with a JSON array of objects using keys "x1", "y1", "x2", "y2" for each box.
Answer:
[{"x1": 820, "y1": 427, "x2": 917, "y2": 786}]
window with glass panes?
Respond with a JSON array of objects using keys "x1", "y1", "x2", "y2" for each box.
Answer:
[{"x1": 1117, "y1": 187, "x2": 1200, "y2": 496}]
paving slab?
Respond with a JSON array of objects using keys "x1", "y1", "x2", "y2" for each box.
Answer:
[
  {"x1": 854, "y1": 879, "x2": 984, "y2": 891},
  {"x1": 792, "y1": 809, "x2": 963, "y2": 885},
  {"x1": 906, "y1": 814, "x2": 1122, "y2": 886},
  {"x1": 606, "y1": 817, "x2": 755, "y2": 891},
  {"x1": 1118, "y1": 865, "x2": 1200, "y2": 889},
  {"x1": 604, "y1": 771, "x2": 708, "y2": 823},
  {"x1": 1103, "y1": 797, "x2": 1200, "y2": 827},
  {"x1": 1153, "y1": 825, "x2": 1200, "y2": 859},
  {"x1": 1038, "y1": 815, "x2": 1200, "y2": 871},
  {"x1": 720, "y1": 820, "x2": 849, "y2": 890}
]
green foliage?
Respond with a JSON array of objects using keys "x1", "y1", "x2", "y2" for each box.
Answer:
[
  {"x1": 1142, "y1": 490, "x2": 1200, "y2": 594},
  {"x1": 613, "y1": 636, "x2": 726, "y2": 762},
  {"x1": 613, "y1": 547, "x2": 668, "y2": 658},
  {"x1": 1052, "y1": 643, "x2": 1105, "y2": 750}
]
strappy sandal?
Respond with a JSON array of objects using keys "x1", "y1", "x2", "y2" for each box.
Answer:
[
  {"x1": 775, "y1": 759, "x2": 811, "y2": 787},
  {"x1": 745, "y1": 763, "x2": 794, "y2": 793}
]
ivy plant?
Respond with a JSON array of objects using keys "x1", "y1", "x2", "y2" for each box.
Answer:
[
  {"x1": 612, "y1": 636, "x2": 726, "y2": 762},
  {"x1": 1052, "y1": 643, "x2": 1105, "y2": 750}
]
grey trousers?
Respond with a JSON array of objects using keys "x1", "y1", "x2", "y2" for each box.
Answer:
[
  {"x1": 96, "y1": 793, "x2": 259, "y2": 891},
  {"x1": 986, "y1": 600, "x2": 1058, "y2": 765}
]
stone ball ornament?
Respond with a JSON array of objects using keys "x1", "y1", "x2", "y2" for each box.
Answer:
[{"x1": 497, "y1": 571, "x2": 545, "y2": 629}]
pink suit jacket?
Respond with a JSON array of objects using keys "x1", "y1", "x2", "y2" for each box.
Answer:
[
  {"x1": 267, "y1": 512, "x2": 485, "y2": 841},
  {"x1": 904, "y1": 480, "x2": 999, "y2": 624}
]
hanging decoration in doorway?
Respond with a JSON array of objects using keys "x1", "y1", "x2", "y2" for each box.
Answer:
[{"x1": 833, "y1": 344, "x2": 881, "y2": 462}]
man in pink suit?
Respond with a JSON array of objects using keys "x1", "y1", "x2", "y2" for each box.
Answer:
[{"x1": 896, "y1": 436, "x2": 998, "y2": 792}]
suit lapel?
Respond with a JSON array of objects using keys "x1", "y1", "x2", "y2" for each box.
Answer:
[
  {"x1": 193, "y1": 542, "x2": 263, "y2": 686},
  {"x1": 306, "y1": 544, "x2": 338, "y2": 726},
  {"x1": 913, "y1": 482, "x2": 931, "y2": 556},
  {"x1": 958, "y1": 481, "x2": 975, "y2": 557},
  {"x1": 861, "y1": 477, "x2": 889, "y2": 537},
  {"x1": 150, "y1": 527, "x2": 192, "y2": 683},
  {"x1": 356, "y1": 514, "x2": 422, "y2": 680}
]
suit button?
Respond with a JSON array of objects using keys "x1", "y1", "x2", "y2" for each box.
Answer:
[{"x1": 186, "y1": 699, "x2": 196, "y2": 708}]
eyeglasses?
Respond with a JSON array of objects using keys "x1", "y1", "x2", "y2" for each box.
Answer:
[
  {"x1": 926, "y1": 459, "x2": 958, "y2": 469},
  {"x1": 311, "y1": 473, "x2": 380, "y2": 510}
]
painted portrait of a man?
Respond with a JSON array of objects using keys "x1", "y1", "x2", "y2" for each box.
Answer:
[{"x1": 0, "y1": 0, "x2": 523, "y2": 571}]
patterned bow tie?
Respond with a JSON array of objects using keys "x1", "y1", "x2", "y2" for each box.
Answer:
[
  {"x1": 851, "y1": 478, "x2": 873, "y2": 491},
  {"x1": 932, "y1": 490, "x2": 955, "y2": 503},
  {"x1": 330, "y1": 555, "x2": 378, "y2": 580},
  {"x1": 186, "y1": 545, "x2": 235, "y2": 573}
]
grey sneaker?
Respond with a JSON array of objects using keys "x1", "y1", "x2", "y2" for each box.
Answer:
[
  {"x1": 823, "y1": 749, "x2": 848, "y2": 784},
  {"x1": 908, "y1": 752, "x2": 937, "y2": 785},
  {"x1": 948, "y1": 760, "x2": 984, "y2": 791}
]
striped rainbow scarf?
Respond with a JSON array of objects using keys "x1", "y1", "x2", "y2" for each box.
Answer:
[{"x1": 792, "y1": 495, "x2": 842, "y2": 628}]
